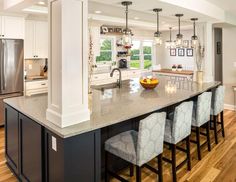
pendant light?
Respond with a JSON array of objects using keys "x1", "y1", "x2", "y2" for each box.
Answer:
[
  {"x1": 165, "y1": 27, "x2": 176, "y2": 48},
  {"x1": 153, "y1": 8, "x2": 162, "y2": 45},
  {"x1": 121, "y1": 1, "x2": 132, "y2": 48},
  {"x1": 175, "y1": 14, "x2": 184, "y2": 48},
  {"x1": 191, "y1": 18, "x2": 198, "y2": 48}
]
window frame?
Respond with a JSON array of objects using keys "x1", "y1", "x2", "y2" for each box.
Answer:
[
  {"x1": 130, "y1": 38, "x2": 155, "y2": 70},
  {"x1": 96, "y1": 35, "x2": 116, "y2": 65}
]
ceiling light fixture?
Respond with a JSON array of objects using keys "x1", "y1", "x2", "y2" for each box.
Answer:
[
  {"x1": 121, "y1": 1, "x2": 133, "y2": 49},
  {"x1": 153, "y1": 8, "x2": 162, "y2": 45},
  {"x1": 38, "y1": 1, "x2": 45, "y2": 5},
  {"x1": 175, "y1": 14, "x2": 184, "y2": 48},
  {"x1": 191, "y1": 18, "x2": 198, "y2": 48},
  {"x1": 94, "y1": 10, "x2": 102, "y2": 14},
  {"x1": 165, "y1": 27, "x2": 175, "y2": 49}
]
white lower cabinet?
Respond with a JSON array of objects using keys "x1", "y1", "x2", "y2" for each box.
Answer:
[
  {"x1": 91, "y1": 69, "x2": 149, "y2": 85},
  {"x1": 25, "y1": 80, "x2": 48, "y2": 96}
]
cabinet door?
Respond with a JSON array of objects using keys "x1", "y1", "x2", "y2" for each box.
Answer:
[
  {"x1": 2, "y1": 16, "x2": 25, "y2": 39},
  {"x1": 35, "y1": 21, "x2": 48, "y2": 58},
  {"x1": 5, "y1": 105, "x2": 19, "y2": 175},
  {"x1": 24, "y1": 20, "x2": 35, "y2": 59},
  {"x1": 19, "y1": 114, "x2": 42, "y2": 182}
]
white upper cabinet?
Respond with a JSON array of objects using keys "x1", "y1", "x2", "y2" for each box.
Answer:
[
  {"x1": 0, "y1": 16, "x2": 25, "y2": 39},
  {"x1": 25, "y1": 20, "x2": 48, "y2": 59}
]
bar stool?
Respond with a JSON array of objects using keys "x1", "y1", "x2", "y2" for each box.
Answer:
[
  {"x1": 191, "y1": 92, "x2": 212, "y2": 160},
  {"x1": 211, "y1": 85, "x2": 225, "y2": 144},
  {"x1": 104, "y1": 112, "x2": 166, "y2": 182},
  {"x1": 163, "y1": 101, "x2": 193, "y2": 182}
]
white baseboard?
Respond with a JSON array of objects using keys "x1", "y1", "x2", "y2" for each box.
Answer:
[{"x1": 224, "y1": 104, "x2": 235, "y2": 111}]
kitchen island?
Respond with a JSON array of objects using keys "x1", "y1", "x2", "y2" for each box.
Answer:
[{"x1": 4, "y1": 78, "x2": 220, "y2": 182}]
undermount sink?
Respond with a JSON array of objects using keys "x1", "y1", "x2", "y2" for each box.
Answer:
[
  {"x1": 92, "y1": 80, "x2": 132, "y2": 91},
  {"x1": 92, "y1": 83, "x2": 119, "y2": 91}
]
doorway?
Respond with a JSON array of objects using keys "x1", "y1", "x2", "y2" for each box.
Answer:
[{"x1": 214, "y1": 28, "x2": 223, "y2": 82}]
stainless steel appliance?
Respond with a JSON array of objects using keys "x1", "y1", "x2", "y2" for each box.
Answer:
[
  {"x1": 0, "y1": 39, "x2": 24, "y2": 126},
  {"x1": 119, "y1": 59, "x2": 128, "y2": 69}
]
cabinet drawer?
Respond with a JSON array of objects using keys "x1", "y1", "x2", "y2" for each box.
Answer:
[
  {"x1": 92, "y1": 73, "x2": 109, "y2": 81},
  {"x1": 26, "y1": 80, "x2": 48, "y2": 90}
]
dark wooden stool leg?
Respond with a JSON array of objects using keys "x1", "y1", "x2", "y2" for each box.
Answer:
[
  {"x1": 130, "y1": 164, "x2": 134, "y2": 177},
  {"x1": 206, "y1": 121, "x2": 211, "y2": 151},
  {"x1": 186, "y1": 136, "x2": 191, "y2": 170},
  {"x1": 220, "y1": 111, "x2": 225, "y2": 137},
  {"x1": 105, "y1": 151, "x2": 109, "y2": 182},
  {"x1": 158, "y1": 154, "x2": 163, "y2": 182},
  {"x1": 213, "y1": 115, "x2": 218, "y2": 144},
  {"x1": 196, "y1": 127, "x2": 201, "y2": 160},
  {"x1": 136, "y1": 166, "x2": 141, "y2": 182},
  {"x1": 171, "y1": 144, "x2": 177, "y2": 182}
]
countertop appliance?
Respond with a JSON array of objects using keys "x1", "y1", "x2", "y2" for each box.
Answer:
[
  {"x1": 119, "y1": 59, "x2": 128, "y2": 69},
  {"x1": 0, "y1": 39, "x2": 24, "y2": 126}
]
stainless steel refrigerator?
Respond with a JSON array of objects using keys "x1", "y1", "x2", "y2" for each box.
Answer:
[{"x1": 0, "y1": 39, "x2": 24, "y2": 126}]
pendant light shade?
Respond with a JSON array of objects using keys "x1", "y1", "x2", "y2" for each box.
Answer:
[
  {"x1": 153, "y1": 8, "x2": 162, "y2": 45},
  {"x1": 191, "y1": 18, "x2": 198, "y2": 48},
  {"x1": 122, "y1": 1, "x2": 132, "y2": 48},
  {"x1": 175, "y1": 14, "x2": 184, "y2": 48},
  {"x1": 165, "y1": 27, "x2": 176, "y2": 48}
]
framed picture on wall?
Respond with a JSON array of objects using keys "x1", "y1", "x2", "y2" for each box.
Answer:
[
  {"x1": 186, "y1": 48, "x2": 193, "y2": 57},
  {"x1": 170, "y1": 48, "x2": 176, "y2": 56},
  {"x1": 178, "y1": 48, "x2": 185, "y2": 56}
]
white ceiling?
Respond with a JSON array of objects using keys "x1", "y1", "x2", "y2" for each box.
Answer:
[{"x1": 206, "y1": 0, "x2": 236, "y2": 16}]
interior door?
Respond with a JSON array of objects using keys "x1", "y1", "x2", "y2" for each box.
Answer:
[{"x1": 0, "y1": 39, "x2": 24, "y2": 95}]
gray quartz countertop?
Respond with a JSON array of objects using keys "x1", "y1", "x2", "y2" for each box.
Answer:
[{"x1": 4, "y1": 78, "x2": 220, "y2": 138}]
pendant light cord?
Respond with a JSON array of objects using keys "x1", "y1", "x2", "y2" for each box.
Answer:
[
  {"x1": 193, "y1": 20, "x2": 196, "y2": 36},
  {"x1": 125, "y1": 4, "x2": 128, "y2": 33},
  {"x1": 170, "y1": 27, "x2": 172, "y2": 41},
  {"x1": 157, "y1": 11, "x2": 159, "y2": 32},
  {"x1": 178, "y1": 16, "x2": 180, "y2": 35}
]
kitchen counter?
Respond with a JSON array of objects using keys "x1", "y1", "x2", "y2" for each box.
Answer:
[
  {"x1": 153, "y1": 69, "x2": 194, "y2": 75},
  {"x1": 4, "y1": 78, "x2": 220, "y2": 138}
]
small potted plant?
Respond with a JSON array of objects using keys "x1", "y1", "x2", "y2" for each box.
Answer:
[
  {"x1": 172, "y1": 65, "x2": 177, "y2": 71},
  {"x1": 177, "y1": 64, "x2": 183, "y2": 72}
]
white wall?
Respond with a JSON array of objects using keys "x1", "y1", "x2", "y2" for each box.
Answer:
[
  {"x1": 156, "y1": 29, "x2": 195, "y2": 70},
  {"x1": 222, "y1": 27, "x2": 236, "y2": 107}
]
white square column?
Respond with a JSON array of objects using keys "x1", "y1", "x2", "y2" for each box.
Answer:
[{"x1": 47, "y1": 0, "x2": 90, "y2": 128}]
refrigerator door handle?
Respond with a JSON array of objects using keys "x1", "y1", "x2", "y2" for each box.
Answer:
[
  {"x1": 0, "y1": 41, "x2": 3, "y2": 92},
  {"x1": 2, "y1": 40, "x2": 5, "y2": 90}
]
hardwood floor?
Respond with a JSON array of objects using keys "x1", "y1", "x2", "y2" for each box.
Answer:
[{"x1": 0, "y1": 110, "x2": 235, "y2": 182}]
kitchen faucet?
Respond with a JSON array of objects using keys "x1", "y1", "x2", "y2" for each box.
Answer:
[{"x1": 110, "y1": 68, "x2": 122, "y2": 88}]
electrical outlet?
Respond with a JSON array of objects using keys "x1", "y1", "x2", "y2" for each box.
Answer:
[
  {"x1": 28, "y1": 64, "x2": 32, "y2": 70},
  {"x1": 52, "y1": 136, "x2": 57, "y2": 151}
]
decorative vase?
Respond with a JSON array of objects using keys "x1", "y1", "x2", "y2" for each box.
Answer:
[{"x1": 196, "y1": 71, "x2": 203, "y2": 84}]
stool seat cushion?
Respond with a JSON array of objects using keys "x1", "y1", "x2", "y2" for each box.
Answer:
[{"x1": 105, "y1": 130, "x2": 138, "y2": 165}]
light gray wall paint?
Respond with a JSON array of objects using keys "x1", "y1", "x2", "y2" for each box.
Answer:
[
  {"x1": 222, "y1": 27, "x2": 236, "y2": 106},
  {"x1": 155, "y1": 29, "x2": 195, "y2": 70}
]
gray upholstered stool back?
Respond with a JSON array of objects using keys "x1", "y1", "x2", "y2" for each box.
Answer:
[
  {"x1": 195, "y1": 92, "x2": 212, "y2": 127},
  {"x1": 137, "y1": 112, "x2": 166, "y2": 166},
  {"x1": 212, "y1": 86, "x2": 225, "y2": 116},
  {"x1": 172, "y1": 101, "x2": 193, "y2": 144}
]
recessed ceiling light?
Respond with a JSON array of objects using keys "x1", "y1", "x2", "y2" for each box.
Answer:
[
  {"x1": 94, "y1": 10, "x2": 102, "y2": 14},
  {"x1": 38, "y1": 1, "x2": 45, "y2": 5},
  {"x1": 134, "y1": 17, "x2": 139, "y2": 20}
]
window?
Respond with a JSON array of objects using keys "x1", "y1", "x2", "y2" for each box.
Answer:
[
  {"x1": 96, "y1": 37, "x2": 115, "y2": 63},
  {"x1": 130, "y1": 40, "x2": 141, "y2": 68},
  {"x1": 143, "y1": 41, "x2": 153, "y2": 69},
  {"x1": 130, "y1": 40, "x2": 153, "y2": 69}
]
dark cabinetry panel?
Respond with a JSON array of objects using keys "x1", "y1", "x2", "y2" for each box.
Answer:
[
  {"x1": 5, "y1": 105, "x2": 19, "y2": 175},
  {"x1": 45, "y1": 129, "x2": 101, "y2": 182},
  {"x1": 20, "y1": 113, "x2": 43, "y2": 182}
]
